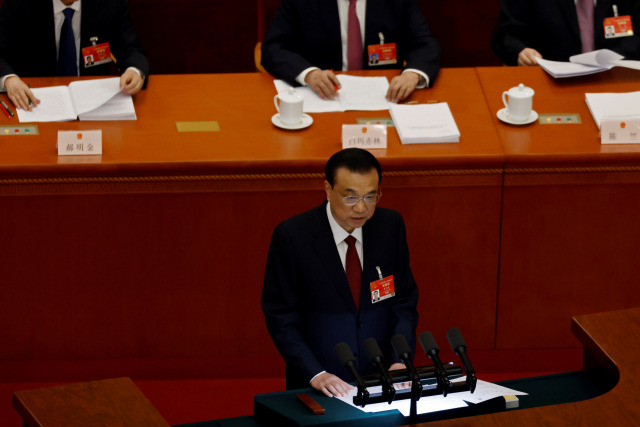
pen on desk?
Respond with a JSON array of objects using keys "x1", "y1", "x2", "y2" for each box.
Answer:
[
  {"x1": 0, "y1": 100, "x2": 14, "y2": 117},
  {"x1": 0, "y1": 102, "x2": 10, "y2": 119},
  {"x1": 27, "y1": 84, "x2": 32, "y2": 106},
  {"x1": 330, "y1": 69, "x2": 339, "y2": 93}
]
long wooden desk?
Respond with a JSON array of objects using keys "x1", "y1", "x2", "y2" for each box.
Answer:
[
  {"x1": 425, "y1": 307, "x2": 640, "y2": 426},
  {"x1": 0, "y1": 69, "x2": 504, "y2": 381},
  {"x1": 478, "y1": 67, "x2": 640, "y2": 352}
]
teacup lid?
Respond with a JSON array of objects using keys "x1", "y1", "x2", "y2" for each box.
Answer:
[
  {"x1": 280, "y1": 87, "x2": 303, "y2": 102},
  {"x1": 508, "y1": 83, "x2": 535, "y2": 98}
]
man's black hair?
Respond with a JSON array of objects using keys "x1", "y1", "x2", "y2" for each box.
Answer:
[{"x1": 325, "y1": 148, "x2": 382, "y2": 187}]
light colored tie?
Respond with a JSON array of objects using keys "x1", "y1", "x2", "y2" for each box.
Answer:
[
  {"x1": 345, "y1": 235, "x2": 362, "y2": 310},
  {"x1": 58, "y1": 8, "x2": 77, "y2": 76},
  {"x1": 347, "y1": 0, "x2": 363, "y2": 70},
  {"x1": 576, "y1": 0, "x2": 595, "y2": 53}
]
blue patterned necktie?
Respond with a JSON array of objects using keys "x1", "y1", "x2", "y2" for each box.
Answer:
[{"x1": 58, "y1": 8, "x2": 78, "y2": 76}]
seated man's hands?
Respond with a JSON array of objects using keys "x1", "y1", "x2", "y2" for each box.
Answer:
[
  {"x1": 387, "y1": 72, "x2": 420, "y2": 103},
  {"x1": 310, "y1": 372, "x2": 354, "y2": 397},
  {"x1": 305, "y1": 69, "x2": 341, "y2": 100},
  {"x1": 120, "y1": 68, "x2": 144, "y2": 95},
  {"x1": 517, "y1": 48, "x2": 542, "y2": 66},
  {"x1": 5, "y1": 76, "x2": 40, "y2": 111}
]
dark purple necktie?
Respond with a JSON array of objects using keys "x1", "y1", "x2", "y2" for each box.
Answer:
[
  {"x1": 345, "y1": 235, "x2": 362, "y2": 310},
  {"x1": 576, "y1": 0, "x2": 595, "y2": 53},
  {"x1": 347, "y1": 0, "x2": 363, "y2": 70}
]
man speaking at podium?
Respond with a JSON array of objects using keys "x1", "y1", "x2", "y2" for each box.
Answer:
[{"x1": 262, "y1": 148, "x2": 419, "y2": 397}]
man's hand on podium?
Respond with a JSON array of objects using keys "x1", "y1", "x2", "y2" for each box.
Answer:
[{"x1": 311, "y1": 372, "x2": 354, "y2": 397}]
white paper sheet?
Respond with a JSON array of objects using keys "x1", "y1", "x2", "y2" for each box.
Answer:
[
  {"x1": 17, "y1": 86, "x2": 77, "y2": 122},
  {"x1": 274, "y1": 75, "x2": 390, "y2": 113}
]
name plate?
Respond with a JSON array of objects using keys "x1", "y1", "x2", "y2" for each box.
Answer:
[
  {"x1": 58, "y1": 130, "x2": 102, "y2": 155},
  {"x1": 342, "y1": 124, "x2": 387, "y2": 149},
  {"x1": 601, "y1": 119, "x2": 640, "y2": 144}
]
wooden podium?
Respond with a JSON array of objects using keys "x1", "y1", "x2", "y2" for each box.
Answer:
[{"x1": 13, "y1": 377, "x2": 169, "y2": 426}]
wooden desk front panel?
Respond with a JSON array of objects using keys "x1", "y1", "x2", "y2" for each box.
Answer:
[
  {"x1": 0, "y1": 173, "x2": 501, "y2": 380},
  {"x1": 497, "y1": 171, "x2": 640, "y2": 349}
]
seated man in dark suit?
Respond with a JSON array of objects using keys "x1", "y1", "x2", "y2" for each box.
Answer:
[
  {"x1": 262, "y1": 148, "x2": 419, "y2": 397},
  {"x1": 492, "y1": 0, "x2": 640, "y2": 66},
  {"x1": 261, "y1": 0, "x2": 441, "y2": 103},
  {"x1": 0, "y1": 0, "x2": 149, "y2": 110}
]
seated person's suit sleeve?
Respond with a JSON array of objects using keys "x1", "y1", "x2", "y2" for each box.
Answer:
[
  {"x1": 396, "y1": 0, "x2": 441, "y2": 84},
  {"x1": 491, "y1": 0, "x2": 531, "y2": 65},
  {"x1": 260, "y1": 0, "x2": 320, "y2": 86},
  {"x1": 110, "y1": 0, "x2": 149, "y2": 79},
  {"x1": 262, "y1": 223, "x2": 325, "y2": 382}
]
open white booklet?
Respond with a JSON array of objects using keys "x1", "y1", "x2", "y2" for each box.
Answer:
[
  {"x1": 17, "y1": 77, "x2": 137, "y2": 122},
  {"x1": 274, "y1": 75, "x2": 390, "y2": 113},
  {"x1": 537, "y1": 49, "x2": 640, "y2": 78}
]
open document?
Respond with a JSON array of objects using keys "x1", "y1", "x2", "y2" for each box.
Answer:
[
  {"x1": 390, "y1": 102, "x2": 460, "y2": 143},
  {"x1": 585, "y1": 91, "x2": 640, "y2": 128},
  {"x1": 537, "y1": 49, "x2": 640, "y2": 78},
  {"x1": 335, "y1": 378, "x2": 527, "y2": 417},
  {"x1": 274, "y1": 75, "x2": 390, "y2": 113},
  {"x1": 17, "y1": 77, "x2": 137, "y2": 122}
]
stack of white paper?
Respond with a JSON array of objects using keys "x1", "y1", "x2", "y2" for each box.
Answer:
[
  {"x1": 389, "y1": 102, "x2": 460, "y2": 144},
  {"x1": 585, "y1": 91, "x2": 640, "y2": 128},
  {"x1": 274, "y1": 75, "x2": 390, "y2": 113},
  {"x1": 537, "y1": 49, "x2": 640, "y2": 78},
  {"x1": 17, "y1": 77, "x2": 136, "y2": 122}
]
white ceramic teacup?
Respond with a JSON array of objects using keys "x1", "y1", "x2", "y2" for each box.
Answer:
[
  {"x1": 502, "y1": 83, "x2": 534, "y2": 122},
  {"x1": 274, "y1": 88, "x2": 304, "y2": 125}
]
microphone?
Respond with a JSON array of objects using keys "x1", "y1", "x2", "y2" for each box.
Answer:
[
  {"x1": 363, "y1": 338, "x2": 395, "y2": 404},
  {"x1": 418, "y1": 332, "x2": 451, "y2": 396},
  {"x1": 446, "y1": 328, "x2": 477, "y2": 393},
  {"x1": 334, "y1": 342, "x2": 369, "y2": 406},
  {"x1": 391, "y1": 334, "x2": 423, "y2": 399}
]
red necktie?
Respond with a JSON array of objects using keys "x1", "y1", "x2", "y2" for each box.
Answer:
[
  {"x1": 347, "y1": 0, "x2": 363, "y2": 70},
  {"x1": 345, "y1": 235, "x2": 362, "y2": 310},
  {"x1": 576, "y1": 0, "x2": 595, "y2": 53}
]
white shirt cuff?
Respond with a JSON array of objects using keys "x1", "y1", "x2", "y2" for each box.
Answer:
[
  {"x1": 1, "y1": 74, "x2": 18, "y2": 92},
  {"x1": 402, "y1": 68, "x2": 429, "y2": 88},
  {"x1": 309, "y1": 370, "x2": 326, "y2": 384},
  {"x1": 296, "y1": 67, "x2": 321, "y2": 86}
]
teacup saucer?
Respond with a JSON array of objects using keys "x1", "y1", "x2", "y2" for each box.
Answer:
[
  {"x1": 271, "y1": 113, "x2": 313, "y2": 130},
  {"x1": 497, "y1": 108, "x2": 538, "y2": 125}
]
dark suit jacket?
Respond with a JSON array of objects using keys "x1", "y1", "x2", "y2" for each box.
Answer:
[
  {"x1": 262, "y1": 202, "x2": 419, "y2": 390},
  {"x1": 492, "y1": 0, "x2": 640, "y2": 65},
  {"x1": 261, "y1": 0, "x2": 441, "y2": 87},
  {"x1": 0, "y1": 0, "x2": 149, "y2": 82}
]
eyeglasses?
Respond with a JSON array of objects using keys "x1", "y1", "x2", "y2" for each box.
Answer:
[{"x1": 341, "y1": 193, "x2": 382, "y2": 206}]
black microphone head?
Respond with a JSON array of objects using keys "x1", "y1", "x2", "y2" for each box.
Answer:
[
  {"x1": 335, "y1": 342, "x2": 355, "y2": 367},
  {"x1": 363, "y1": 338, "x2": 384, "y2": 363},
  {"x1": 446, "y1": 328, "x2": 467, "y2": 352},
  {"x1": 418, "y1": 331, "x2": 439, "y2": 354},
  {"x1": 391, "y1": 333, "x2": 411, "y2": 358}
]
